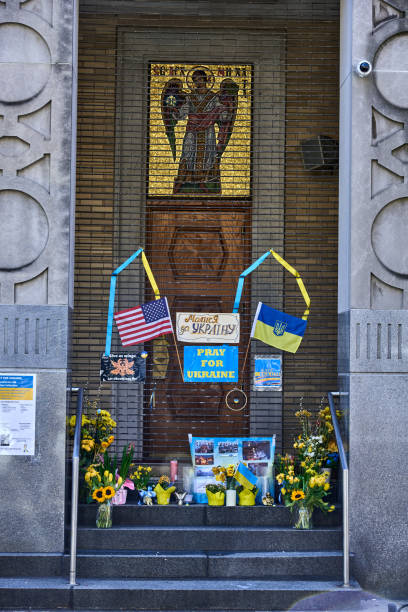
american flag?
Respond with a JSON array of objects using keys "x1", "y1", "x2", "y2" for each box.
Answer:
[{"x1": 114, "y1": 297, "x2": 173, "y2": 346}]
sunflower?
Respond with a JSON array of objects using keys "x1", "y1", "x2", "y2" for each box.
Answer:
[
  {"x1": 291, "y1": 490, "x2": 305, "y2": 501},
  {"x1": 92, "y1": 487, "x2": 105, "y2": 502},
  {"x1": 103, "y1": 486, "x2": 115, "y2": 499}
]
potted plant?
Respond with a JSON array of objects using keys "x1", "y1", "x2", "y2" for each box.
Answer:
[
  {"x1": 212, "y1": 464, "x2": 239, "y2": 506},
  {"x1": 154, "y1": 475, "x2": 176, "y2": 505},
  {"x1": 111, "y1": 444, "x2": 136, "y2": 505},
  {"x1": 129, "y1": 464, "x2": 153, "y2": 502},
  {"x1": 237, "y1": 484, "x2": 258, "y2": 506},
  {"x1": 205, "y1": 483, "x2": 226, "y2": 506}
]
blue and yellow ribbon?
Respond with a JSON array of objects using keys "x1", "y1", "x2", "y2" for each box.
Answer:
[
  {"x1": 233, "y1": 249, "x2": 310, "y2": 320},
  {"x1": 104, "y1": 248, "x2": 160, "y2": 356}
]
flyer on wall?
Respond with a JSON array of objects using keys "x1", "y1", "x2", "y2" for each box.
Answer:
[{"x1": 0, "y1": 373, "x2": 36, "y2": 455}]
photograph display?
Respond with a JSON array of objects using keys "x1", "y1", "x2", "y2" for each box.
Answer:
[{"x1": 189, "y1": 435, "x2": 276, "y2": 503}]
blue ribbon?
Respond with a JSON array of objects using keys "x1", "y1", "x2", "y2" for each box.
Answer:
[
  {"x1": 232, "y1": 251, "x2": 271, "y2": 313},
  {"x1": 104, "y1": 248, "x2": 143, "y2": 356}
]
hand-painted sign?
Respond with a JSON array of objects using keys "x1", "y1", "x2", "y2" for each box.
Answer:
[
  {"x1": 100, "y1": 353, "x2": 146, "y2": 382},
  {"x1": 183, "y1": 345, "x2": 238, "y2": 382},
  {"x1": 176, "y1": 312, "x2": 240, "y2": 344}
]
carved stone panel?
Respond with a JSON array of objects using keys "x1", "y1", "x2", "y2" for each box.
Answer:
[{"x1": 0, "y1": 1, "x2": 73, "y2": 305}]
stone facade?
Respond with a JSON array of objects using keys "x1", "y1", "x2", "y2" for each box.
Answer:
[
  {"x1": 339, "y1": 0, "x2": 408, "y2": 598},
  {"x1": 0, "y1": 0, "x2": 407, "y2": 600},
  {"x1": 0, "y1": 1, "x2": 75, "y2": 551}
]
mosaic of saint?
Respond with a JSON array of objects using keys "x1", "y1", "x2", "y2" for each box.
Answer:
[{"x1": 148, "y1": 63, "x2": 252, "y2": 197}]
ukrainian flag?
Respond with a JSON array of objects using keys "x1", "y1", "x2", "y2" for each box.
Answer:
[
  {"x1": 234, "y1": 462, "x2": 258, "y2": 490},
  {"x1": 251, "y1": 302, "x2": 307, "y2": 354}
]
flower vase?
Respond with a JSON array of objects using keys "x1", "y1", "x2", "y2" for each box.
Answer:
[
  {"x1": 206, "y1": 490, "x2": 225, "y2": 506},
  {"x1": 111, "y1": 486, "x2": 127, "y2": 506},
  {"x1": 96, "y1": 501, "x2": 112, "y2": 528},
  {"x1": 226, "y1": 489, "x2": 237, "y2": 506},
  {"x1": 154, "y1": 483, "x2": 176, "y2": 505},
  {"x1": 238, "y1": 488, "x2": 258, "y2": 506},
  {"x1": 294, "y1": 505, "x2": 313, "y2": 529}
]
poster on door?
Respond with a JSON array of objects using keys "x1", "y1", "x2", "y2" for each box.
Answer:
[{"x1": 0, "y1": 373, "x2": 36, "y2": 455}]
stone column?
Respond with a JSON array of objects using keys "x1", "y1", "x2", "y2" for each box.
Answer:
[
  {"x1": 339, "y1": 0, "x2": 408, "y2": 598},
  {"x1": 0, "y1": 1, "x2": 76, "y2": 552}
]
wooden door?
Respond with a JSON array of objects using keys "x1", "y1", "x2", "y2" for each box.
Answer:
[{"x1": 144, "y1": 207, "x2": 250, "y2": 458}]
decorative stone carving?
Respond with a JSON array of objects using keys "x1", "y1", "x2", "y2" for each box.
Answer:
[
  {"x1": 372, "y1": 197, "x2": 408, "y2": 275},
  {"x1": 18, "y1": 102, "x2": 51, "y2": 140},
  {"x1": 392, "y1": 143, "x2": 408, "y2": 163},
  {"x1": 0, "y1": 136, "x2": 30, "y2": 157},
  {"x1": 0, "y1": 189, "x2": 48, "y2": 270},
  {"x1": 372, "y1": 107, "x2": 403, "y2": 145},
  {"x1": 351, "y1": 11, "x2": 408, "y2": 309},
  {"x1": 374, "y1": 33, "x2": 408, "y2": 109},
  {"x1": 0, "y1": 0, "x2": 73, "y2": 305},
  {"x1": 373, "y1": 0, "x2": 403, "y2": 28},
  {"x1": 20, "y1": 0, "x2": 53, "y2": 26},
  {"x1": 371, "y1": 274, "x2": 403, "y2": 309},
  {"x1": 17, "y1": 154, "x2": 50, "y2": 192},
  {"x1": 371, "y1": 160, "x2": 403, "y2": 198},
  {"x1": 0, "y1": 23, "x2": 51, "y2": 104}
]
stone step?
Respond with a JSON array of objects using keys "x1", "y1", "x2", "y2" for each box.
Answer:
[
  {"x1": 76, "y1": 525, "x2": 342, "y2": 552},
  {"x1": 77, "y1": 503, "x2": 341, "y2": 528},
  {"x1": 0, "y1": 577, "x2": 362, "y2": 611},
  {"x1": 0, "y1": 551, "x2": 344, "y2": 580}
]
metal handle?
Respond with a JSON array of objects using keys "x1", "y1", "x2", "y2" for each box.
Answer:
[
  {"x1": 328, "y1": 391, "x2": 350, "y2": 588},
  {"x1": 69, "y1": 387, "x2": 83, "y2": 586}
]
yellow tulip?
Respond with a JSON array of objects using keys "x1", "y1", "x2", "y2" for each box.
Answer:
[
  {"x1": 108, "y1": 473, "x2": 113, "y2": 482},
  {"x1": 104, "y1": 470, "x2": 109, "y2": 479},
  {"x1": 117, "y1": 476, "x2": 123, "y2": 487}
]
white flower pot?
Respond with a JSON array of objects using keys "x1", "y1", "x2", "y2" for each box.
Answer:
[{"x1": 226, "y1": 489, "x2": 237, "y2": 506}]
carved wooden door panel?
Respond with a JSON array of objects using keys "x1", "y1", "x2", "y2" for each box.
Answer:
[{"x1": 145, "y1": 207, "x2": 250, "y2": 458}]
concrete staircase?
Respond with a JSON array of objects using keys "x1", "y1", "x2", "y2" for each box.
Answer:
[{"x1": 0, "y1": 503, "x2": 363, "y2": 610}]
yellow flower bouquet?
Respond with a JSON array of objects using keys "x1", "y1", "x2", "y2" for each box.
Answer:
[
  {"x1": 130, "y1": 465, "x2": 152, "y2": 491},
  {"x1": 84, "y1": 464, "x2": 124, "y2": 528},
  {"x1": 275, "y1": 402, "x2": 337, "y2": 527},
  {"x1": 211, "y1": 464, "x2": 239, "y2": 490}
]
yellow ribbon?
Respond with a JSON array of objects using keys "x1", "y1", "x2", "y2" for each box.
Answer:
[
  {"x1": 141, "y1": 251, "x2": 160, "y2": 300},
  {"x1": 270, "y1": 249, "x2": 310, "y2": 320}
]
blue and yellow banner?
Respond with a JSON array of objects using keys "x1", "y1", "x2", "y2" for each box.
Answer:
[
  {"x1": 251, "y1": 302, "x2": 307, "y2": 354},
  {"x1": 234, "y1": 462, "x2": 258, "y2": 490}
]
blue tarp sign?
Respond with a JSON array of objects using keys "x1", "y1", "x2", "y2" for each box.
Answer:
[{"x1": 183, "y1": 345, "x2": 238, "y2": 383}]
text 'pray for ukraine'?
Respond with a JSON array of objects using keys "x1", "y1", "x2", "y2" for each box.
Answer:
[{"x1": 183, "y1": 346, "x2": 238, "y2": 382}]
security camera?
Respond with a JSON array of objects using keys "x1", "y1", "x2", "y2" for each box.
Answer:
[{"x1": 356, "y1": 60, "x2": 372, "y2": 77}]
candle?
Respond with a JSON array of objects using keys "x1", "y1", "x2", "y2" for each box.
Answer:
[{"x1": 170, "y1": 459, "x2": 178, "y2": 482}]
